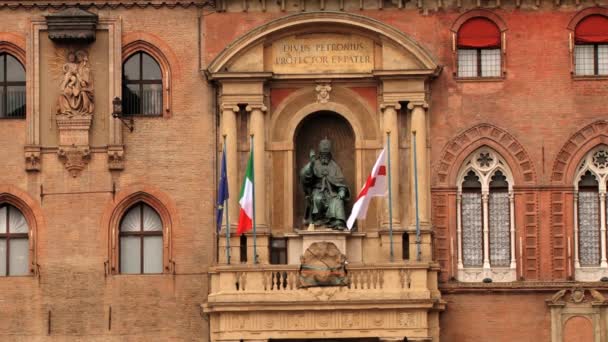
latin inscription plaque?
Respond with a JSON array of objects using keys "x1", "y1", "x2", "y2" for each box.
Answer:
[{"x1": 272, "y1": 34, "x2": 374, "y2": 74}]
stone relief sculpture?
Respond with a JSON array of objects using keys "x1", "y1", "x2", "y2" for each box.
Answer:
[
  {"x1": 51, "y1": 49, "x2": 95, "y2": 177},
  {"x1": 300, "y1": 138, "x2": 350, "y2": 229},
  {"x1": 299, "y1": 242, "x2": 348, "y2": 287},
  {"x1": 56, "y1": 50, "x2": 94, "y2": 117}
]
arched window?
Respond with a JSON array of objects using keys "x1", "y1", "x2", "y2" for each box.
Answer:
[
  {"x1": 457, "y1": 148, "x2": 516, "y2": 282},
  {"x1": 0, "y1": 204, "x2": 29, "y2": 276},
  {"x1": 0, "y1": 53, "x2": 25, "y2": 118},
  {"x1": 456, "y1": 17, "x2": 502, "y2": 78},
  {"x1": 573, "y1": 146, "x2": 608, "y2": 281},
  {"x1": 574, "y1": 15, "x2": 608, "y2": 76},
  {"x1": 119, "y1": 202, "x2": 163, "y2": 274},
  {"x1": 122, "y1": 52, "x2": 163, "y2": 116}
]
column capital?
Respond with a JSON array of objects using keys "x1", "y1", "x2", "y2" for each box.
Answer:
[
  {"x1": 220, "y1": 103, "x2": 240, "y2": 112},
  {"x1": 245, "y1": 103, "x2": 267, "y2": 112},
  {"x1": 380, "y1": 102, "x2": 401, "y2": 111},
  {"x1": 407, "y1": 101, "x2": 429, "y2": 110}
]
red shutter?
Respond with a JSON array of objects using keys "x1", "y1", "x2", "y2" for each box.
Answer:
[
  {"x1": 575, "y1": 15, "x2": 608, "y2": 44},
  {"x1": 457, "y1": 17, "x2": 501, "y2": 48}
]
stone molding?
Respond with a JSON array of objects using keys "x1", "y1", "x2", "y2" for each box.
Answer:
[
  {"x1": 102, "y1": 184, "x2": 178, "y2": 275},
  {"x1": 206, "y1": 11, "x2": 439, "y2": 75},
  {"x1": 551, "y1": 120, "x2": 608, "y2": 184},
  {"x1": 434, "y1": 123, "x2": 536, "y2": 186},
  {"x1": 0, "y1": 185, "x2": 45, "y2": 276}
]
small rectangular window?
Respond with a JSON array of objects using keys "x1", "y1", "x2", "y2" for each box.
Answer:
[
  {"x1": 402, "y1": 233, "x2": 410, "y2": 260},
  {"x1": 270, "y1": 238, "x2": 287, "y2": 265},
  {"x1": 240, "y1": 234, "x2": 248, "y2": 263}
]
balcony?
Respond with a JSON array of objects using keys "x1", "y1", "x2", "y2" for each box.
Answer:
[{"x1": 203, "y1": 262, "x2": 444, "y2": 342}]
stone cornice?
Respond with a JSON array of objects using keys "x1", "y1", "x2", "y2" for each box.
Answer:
[
  {"x1": 0, "y1": 1, "x2": 211, "y2": 10},
  {"x1": 440, "y1": 281, "x2": 608, "y2": 293}
]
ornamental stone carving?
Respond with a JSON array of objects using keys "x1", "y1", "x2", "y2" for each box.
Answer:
[
  {"x1": 58, "y1": 145, "x2": 91, "y2": 177},
  {"x1": 53, "y1": 49, "x2": 94, "y2": 177},
  {"x1": 56, "y1": 50, "x2": 94, "y2": 118},
  {"x1": 315, "y1": 83, "x2": 332, "y2": 103},
  {"x1": 299, "y1": 241, "x2": 348, "y2": 287}
]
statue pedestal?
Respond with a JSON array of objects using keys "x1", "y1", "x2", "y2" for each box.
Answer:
[{"x1": 286, "y1": 227, "x2": 365, "y2": 265}]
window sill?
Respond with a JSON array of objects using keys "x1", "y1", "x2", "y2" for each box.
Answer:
[
  {"x1": 0, "y1": 117, "x2": 26, "y2": 120},
  {"x1": 572, "y1": 75, "x2": 608, "y2": 81},
  {"x1": 458, "y1": 266, "x2": 516, "y2": 282},
  {"x1": 575, "y1": 266, "x2": 608, "y2": 281},
  {"x1": 454, "y1": 76, "x2": 505, "y2": 83}
]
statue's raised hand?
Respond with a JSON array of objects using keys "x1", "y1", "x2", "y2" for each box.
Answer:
[{"x1": 309, "y1": 149, "x2": 316, "y2": 161}]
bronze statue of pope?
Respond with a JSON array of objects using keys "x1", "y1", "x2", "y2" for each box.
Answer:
[{"x1": 300, "y1": 138, "x2": 350, "y2": 230}]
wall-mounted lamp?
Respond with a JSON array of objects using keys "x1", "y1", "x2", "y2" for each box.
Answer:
[{"x1": 111, "y1": 97, "x2": 134, "y2": 132}]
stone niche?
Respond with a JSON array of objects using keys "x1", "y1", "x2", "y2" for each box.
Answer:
[{"x1": 28, "y1": 10, "x2": 122, "y2": 175}]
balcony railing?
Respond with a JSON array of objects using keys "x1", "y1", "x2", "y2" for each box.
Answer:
[{"x1": 207, "y1": 262, "x2": 440, "y2": 305}]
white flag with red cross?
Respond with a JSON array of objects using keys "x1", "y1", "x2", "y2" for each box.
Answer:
[{"x1": 346, "y1": 148, "x2": 388, "y2": 230}]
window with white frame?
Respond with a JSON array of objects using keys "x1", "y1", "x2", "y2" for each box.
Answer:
[
  {"x1": 457, "y1": 148, "x2": 516, "y2": 282},
  {"x1": 574, "y1": 146, "x2": 608, "y2": 281}
]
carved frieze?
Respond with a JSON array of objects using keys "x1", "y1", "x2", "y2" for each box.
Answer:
[{"x1": 216, "y1": 309, "x2": 424, "y2": 333}]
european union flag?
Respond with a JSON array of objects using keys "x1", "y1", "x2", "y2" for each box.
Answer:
[{"x1": 216, "y1": 148, "x2": 229, "y2": 233}]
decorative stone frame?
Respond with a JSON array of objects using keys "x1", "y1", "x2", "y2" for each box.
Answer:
[
  {"x1": 572, "y1": 145, "x2": 608, "y2": 281},
  {"x1": 269, "y1": 85, "x2": 380, "y2": 230},
  {"x1": 455, "y1": 147, "x2": 517, "y2": 282},
  {"x1": 0, "y1": 185, "x2": 43, "y2": 276},
  {"x1": 547, "y1": 288, "x2": 608, "y2": 342},
  {"x1": 450, "y1": 10, "x2": 508, "y2": 80},
  {"x1": 567, "y1": 7, "x2": 608, "y2": 78},
  {"x1": 27, "y1": 17, "x2": 123, "y2": 172},
  {"x1": 122, "y1": 34, "x2": 174, "y2": 118},
  {"x1": 104, "y1": 186, "x2": 176, "y2": 275}
]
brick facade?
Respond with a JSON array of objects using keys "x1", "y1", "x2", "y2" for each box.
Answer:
[{"x1": 0, "y1": 0, "x2": 607, "y2": 340}]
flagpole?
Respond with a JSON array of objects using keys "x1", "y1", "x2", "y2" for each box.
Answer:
[
  {"x1": 223, "y1": 135, "x2": 231, "y2": 265},
  {"x1": 413, "y1": 131, "x2": 421, "y2": 262},
  {"x1": 386, "y1": 131, "x2": 394, "y2": 262},
  {"x1": 250, "y1": 134, "x2": 258, "y2": 264}
]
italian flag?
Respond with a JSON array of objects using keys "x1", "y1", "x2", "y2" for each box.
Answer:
[{"x1": 237, "y1": 152, "x2": 254, "y2": 235}]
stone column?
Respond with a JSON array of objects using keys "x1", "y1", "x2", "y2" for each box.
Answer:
[
  {"x1": 408, "y1": 103, "x2": 430, "y2": 225},
  {"x1": 246, "y1": 104, "x2": 268, "y2": 229},
  {"x1": 574, "y1": 191, "x2": 580, "y2": 268},
  {"x1": 221, "y1": 104, "x2": 240, "y2": 229},
  {"x1": 380, "y1": 102, "x2": 401, "y2": 227},
  {"x1": 456, "y1": 191, "x2": 464, "y2": 269},
  {"x1": 600, "y1": 191, "x2": 607, "y2": 267},
  {"x1": 482, "y1": 191, "x2": 491, "y2": 269},
  {"x1": 509, "y1": 192, "x2": 516, "y2": 269}
]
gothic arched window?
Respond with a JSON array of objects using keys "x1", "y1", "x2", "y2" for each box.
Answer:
[
  {"x1": 456, "y1": 17, "x2": 502, "y2": 78},
  {"x1": 122, "y1": 52, "x2": 163, "y2": 116},
  {"x1": 119, "y1": 202, "x2": 163, "y2": 274},
  {"x1": 457, "y1": 148, "x2": 516, "y2": 282},
  {"x1": 0, "y1": 204, "x2": 29, "y2": 276},
  {"x1": 574, "y1": 146, "x2": 608, "y2": 281},
  {"x1": 0, "y1": 53, "x2": 25, "y2": 118}
]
